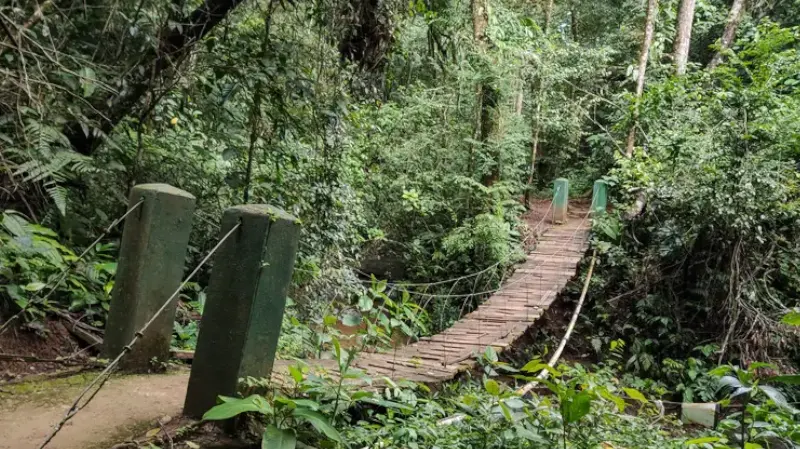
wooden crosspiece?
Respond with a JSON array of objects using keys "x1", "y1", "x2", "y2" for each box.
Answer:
[{"x1": 271, "y1": 205, "x2": 592, "y2": 388}]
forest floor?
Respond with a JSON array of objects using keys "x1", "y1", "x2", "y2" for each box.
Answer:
[{"x1": 0, "y1": 368, "x2": 189, "y2": 449}]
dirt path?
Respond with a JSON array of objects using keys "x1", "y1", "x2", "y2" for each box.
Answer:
[{"x1": 0, "y1": 369, "x2": 190, "y2": 449}]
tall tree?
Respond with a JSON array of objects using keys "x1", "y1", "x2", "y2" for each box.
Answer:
[
  {"x1": 473, "y1": 0, "x2": 489, "y2": 46},
  {"x1": 708, "y1": 0, "x2": 746, "y2": 69},
  {"x1": 673, "y1": 0, "x2": 696, "y2": 75},
  {"x1": 472, "y1": 0, "x2": 500, "y2": 186},
  {"x1": 625, "y1": 0, "x2": 659, "y2": 157},
  {"x1": 543, "y1": 0, "x2": 555, "y2": 33}
]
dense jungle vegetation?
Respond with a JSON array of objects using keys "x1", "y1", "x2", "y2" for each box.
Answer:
[{"x1": 3, "y1": 0, "x2": 800, "y2": 447}]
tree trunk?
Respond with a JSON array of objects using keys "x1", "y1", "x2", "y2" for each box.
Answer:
[
  {"x1": 708, "y1": 0, "x2": 746, "y2": 69},
  {"x1": 65, "y1": 0, "x2": 248, "y2": 156},
  {"x1": 523, "y1": 101, "x2": 542, "y2": 208},
  {"x1": 625, "y1": 0, "x2": 658, "y2": 157},
  {"x1": 543, "y1": 0, "x2": 554, "y2": 33},
  {"x1": 673, "y1": 0, "x2": 696, "y2": 75},
  {"x1": 472, "y1": 0, "x2": 500, "y2": 186},
  {"x1": 473, "y1": 0, "x2": 489, "y2": 45},
  {"x1": 570, "y1": 7, "x2": 578, "y2": 40}
]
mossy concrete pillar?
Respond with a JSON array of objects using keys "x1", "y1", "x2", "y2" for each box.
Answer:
[
  {"x1": 104, "y1": 184, "x2": 195, "y2": 371},
  {"x1": 592, "y1": 180, "x2": 608, "y2": 215},
  {"x1": 553, "y1": 178, "x2": 569, "y2": 224},
  {"x1": 183, "y1": 205, "x2": 300, "y2": 418}
]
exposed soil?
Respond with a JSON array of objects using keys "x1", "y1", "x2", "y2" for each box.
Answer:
[
  {"x1": 0, "y1": 319, "x2": 90, "y2": 382},
  {"x1": 0, "y1": 368, "x2": 190, "y2": 449},
  {"x1": 129, "y1": 421, "x2": 258, "y2": 449}
]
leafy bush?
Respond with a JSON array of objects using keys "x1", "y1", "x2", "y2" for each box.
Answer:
[
  {"x1": 590, "y1": 22, "x2": 800, "y2": 366},
  {"x1": 0, "y1": 211, "x2": 114, "y2": 326}
]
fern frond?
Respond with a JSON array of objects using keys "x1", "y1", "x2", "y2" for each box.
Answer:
[{"x1": 45, "y1": 183, "x2": 68, "y2": 216}]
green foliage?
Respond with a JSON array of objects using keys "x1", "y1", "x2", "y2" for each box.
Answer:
[
  {"x1": 590, "y1": 22, "x2": 800, "y2": 367},
  {"x1": 0, "y1": 211, "x2": 114, "y2": 325},
  {"x1": 691, "y1": 363, "x2": 800, "y2": 449}
]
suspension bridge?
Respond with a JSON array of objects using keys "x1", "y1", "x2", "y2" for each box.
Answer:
[
  {"x1": 270, "y1": 203, "x2": 592, "y2": 386},
  {"x1": 0, "y1": 178, "x2": 603, "y2": 449}
]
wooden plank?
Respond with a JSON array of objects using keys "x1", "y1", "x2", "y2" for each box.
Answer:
[{"x1": 266, "y1": 209, "x2": 593, "y2": 388}]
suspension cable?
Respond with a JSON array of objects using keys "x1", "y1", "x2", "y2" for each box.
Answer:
[
  {"x1": 0, "y1": 199, "x2": 145, "y2": 336},
  {"x1": 359, "y1": 187, "x2": 561, "y2": 289},
  {"x1": 36, "y1": 222, "x2": 241, "y2": 449},
  {"x1": 397, "y1": 201, "x2": 594, "y2": 300}
]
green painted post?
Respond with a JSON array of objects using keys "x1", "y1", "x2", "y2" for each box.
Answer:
[
  {"x1": 592, "y1": 180, "x2": 608, "y2": 214},
  {"x1": 183, "y1": 205, "x2": 300, "y2": 419},
  {"x1": 103, "y1": 184, "x2": 196, "y2": 371},
  {"x1": 553, "y1": 178, "x2": 569, "y2": 224}
]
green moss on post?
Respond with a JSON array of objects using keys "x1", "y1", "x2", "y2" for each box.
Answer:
[
  {"x1": 183, "y1": 205, "x2": 300, "y2": 419},
  {"x1": 553, "y1": 178, "x2": 569, "y2": 224},
  {"x1": 592, "y1": 180, "x2": 608, "y2": 214},
  {"x1": 103, "y1": 184, "x2": 196, "y2": 371}
]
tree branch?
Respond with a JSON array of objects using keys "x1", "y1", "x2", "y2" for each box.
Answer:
[{"x1": 66, "y1": 0, "x2": 248, "y2": 155}]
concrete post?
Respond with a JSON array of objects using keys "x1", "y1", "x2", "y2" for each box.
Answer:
[
  {"x1": 592, "y1": 180, "x2": 608, "y2": 214},
  {"x1": 553, "y1": 178, "x2": 569, "y2": 224},
  {"x1": 103, "y1": 184, "x2": 195, "y2": 371},
  {"x1": 183, "y1": 205, "x2": 300, "y2": 418}
]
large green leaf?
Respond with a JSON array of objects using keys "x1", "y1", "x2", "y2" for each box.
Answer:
[
  {"x1": 357, "y1": 295, "x2": 373, "y2": 312},
  {"x1": 623, "y1": 387, "x2": 647, "y2": 403},
  {"x1": 562, "y1": 392, "x2": 592, "y2": 425},
  {"x1": 1, "y1": 212, "x2": 28, "y2": 237},
  {"x1": 686, "y1": 436, "x2": 721, "y2": 445},
  {"x1": 760, "y1": 385, "x2": 796, "y2": 411},
  {"x1": 203, "y1": 395, "x2": 272, "y2": 421},
  {"x1": 769, "y1": 375, "x2": 800, "y2": 385},
  {"x1": 341, "y1": 312, "x2": 362, "y2": 327},
  {"x1": 292, "y1": 408, "x2": 343, "y2": 443},
  {"x1": 781, "y1": 311, "x2": 800, "y2": 326},
  {"x1": 498, "y1": 401, "x2": 513, "y2": 422},
  {"x1": 262, "y1": 425, "x2": 296, "y2": 449},
  {"x1": 484, "y1": 379, "x2": 500, "y2": 396},
  {"x1": 717, "y1": 375, "x2": 743, "y2": 391}
]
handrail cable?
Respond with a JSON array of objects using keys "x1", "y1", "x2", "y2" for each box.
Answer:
[
  {"x1": 0, "y1": 199, "x2": 146, "y2": 336},
  {"x1": 37, "y1": 222, "x2": 242, "y2": 449}
]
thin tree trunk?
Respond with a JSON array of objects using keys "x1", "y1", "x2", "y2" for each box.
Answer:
[
  {"x1": 524, "y1": 102, "x2": 542, "y2": 208},
  {"x1": 473, "y1": 0, "x2": 500, "y2": 186},
  {"x1": 673, "y1": 0, "x2": 696, "y2": 75},
  {"x1": 625, "y1": 0, "x2": 658, "y2": 157},
  {"x1": 470, "y1": 0, "x2": 488, "y2": 179},
  {"x1": 570, "y1": 8, "x2": 578, "y2": 40},
  {"x1": 708, "y1": 0, "x2": 746, "y2": 69},
  {"x1": 543, "y1": 0, "x2": 554, "y2": 33}
]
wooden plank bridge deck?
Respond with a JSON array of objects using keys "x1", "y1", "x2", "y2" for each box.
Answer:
[{"x1": 271, "y1": 205, "x2": 592, "y2": 387}]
